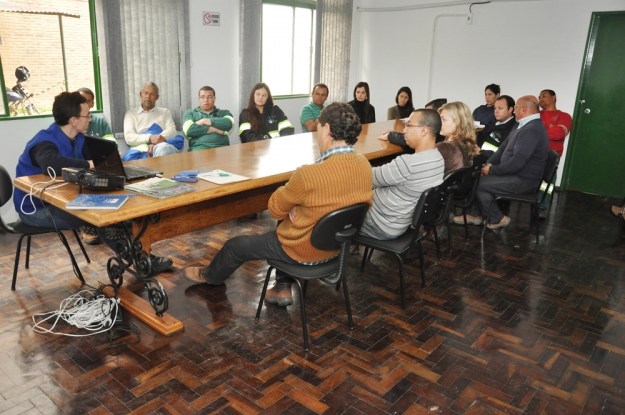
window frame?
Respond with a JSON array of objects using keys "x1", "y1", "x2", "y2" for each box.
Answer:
[
  {"x1": 0, "y1": 0, "x2": 103, "y2": 121},
  {"x1": 261, "y1": 0, "x2": 316, "y2": 99}
]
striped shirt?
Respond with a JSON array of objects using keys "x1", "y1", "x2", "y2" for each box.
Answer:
[{"x1": 363, "y1": 148, "x2": 444, "y2": 239}]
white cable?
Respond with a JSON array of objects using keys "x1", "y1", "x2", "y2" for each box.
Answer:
[
  {"x1": 20, "y1": 166, "x2": 66, "y2": 215},
  {"x1": 32, "y1": 290, "x2": 120, "y2": 337}
]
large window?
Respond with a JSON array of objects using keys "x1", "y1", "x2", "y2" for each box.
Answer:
[
  {"x1": 0, "y1": 0, "x2": 100, "y2": 119},
  {"x1": 262, "y1": 0, "x2": 316, "y2": 97}
]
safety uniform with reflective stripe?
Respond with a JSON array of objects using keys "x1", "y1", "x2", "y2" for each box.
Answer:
[
  {"x1": 238, "y1": 105, "x2": 295, "y2": 143},
  {"x1": 182, "y1": 106, "x2": 234, "y2": 151}
]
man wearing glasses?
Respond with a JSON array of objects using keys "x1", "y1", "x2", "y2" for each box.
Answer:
[
  {"x1": 182, "y1": 86, "x2": 234, "y2": 151},
  {"x1": 14, "y1": 91, "x2": 174, "y2": 275},
  {"x1": 458, "y1": 95, "x2": 549, "y2": 229},
  {"x1": 359, "y1": 109, "x2": 445, "y2": 240}
]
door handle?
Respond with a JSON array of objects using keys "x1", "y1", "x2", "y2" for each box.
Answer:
[
  {"x1": 584, "y1": 108, "x2": 591, "y2": 114},
  {"x1": 579, "y1": 99, "x2": 585, "y2": 104}
]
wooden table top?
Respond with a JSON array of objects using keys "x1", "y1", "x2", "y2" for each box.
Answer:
[{"x1": 14, "y1": 120, "x2": 405, "y2": 227}]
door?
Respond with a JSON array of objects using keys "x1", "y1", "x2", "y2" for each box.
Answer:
[{"x1": 562, "y1": 12, "x2": 625, "y2": 198}]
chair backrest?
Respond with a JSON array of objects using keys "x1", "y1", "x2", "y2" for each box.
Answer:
[
  {"x1": 412, "y1": 186, "x2": 443, "y2": 230},
  {"x1": 542, "y1": 150, "x2": 560, "y2": 185},
  {"x1": 0, "y1": 165, "x2": 13, "y2": 208},
  {"x1": 310, "y1": 203, "x2": 370, "y2": 250}
]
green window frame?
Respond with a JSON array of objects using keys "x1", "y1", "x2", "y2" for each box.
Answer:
[
  {"x1": 0, "y1": 0, "x2": 103, "y2": 121},
  {"x1": 261, "y1": 0, "x2": 316, "y2": 99}
]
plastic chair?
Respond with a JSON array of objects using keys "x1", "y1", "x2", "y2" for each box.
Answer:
[
  {"x1": 481, "y1": 150, "x2": 560, "y2": 243},
  {"x1": 255, "y1": 203, "x2": 370, "y2": 351},
  {"x1": 353, "y1": 186, "x2": 443, "y2": 310},
  {"x1": 0, "y1": 165, "x2": 89, "y2": 290}
]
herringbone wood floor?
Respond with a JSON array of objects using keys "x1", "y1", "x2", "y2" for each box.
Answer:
[{"x1": 0, "y1": 190, "x2": 624, "y2": 414}]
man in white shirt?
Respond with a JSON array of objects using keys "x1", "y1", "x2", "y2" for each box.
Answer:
[{"x1": 123, "y1": 82, "x2": 180, "y2": 159}]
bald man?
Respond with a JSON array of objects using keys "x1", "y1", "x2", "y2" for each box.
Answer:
[{"x1": 454, "y1": 95, "x2": 549, "y2": 229}]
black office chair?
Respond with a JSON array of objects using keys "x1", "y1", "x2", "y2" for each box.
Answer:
[
  {"x1": 432, "y1": 168, "x2": 470, "y2": 258},
  {"x1": 451, "y1": 152, "x2": 489, "y2": 239},
  {"x1": 481, "y1": 150, "x2": 560, "y2": 243},
  {"x1": 0, "y1": 165, "x2": 89, "y2": 290},
  {"x1": 255, "y1": 203, "x2": 369, "y2": 351},
  {"x1": 353, "y1": 186, "x2": 443, "y2": 310}
]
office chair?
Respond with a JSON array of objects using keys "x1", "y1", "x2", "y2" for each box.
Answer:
[
  {"x1": 0, "y1": 165, "x2": 89, "y2": 290},
  {"x1": 255, "y1": 203, "x2": 369, "y2": 351}
]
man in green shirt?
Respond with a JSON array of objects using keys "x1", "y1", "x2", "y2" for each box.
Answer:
[
  {"x1": 78, "y1": 88, "x2": 114, "y2": 141},
  {"x1": 182, "y1": 86, "x2": 234, "y2": 151},
  {"x1": 300, "y1": 83, "x2": 329, "y2": 132}
]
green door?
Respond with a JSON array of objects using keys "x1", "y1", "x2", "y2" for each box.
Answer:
[{"x1": 562, "y1": 12, "x2": 625, "y2": 198}]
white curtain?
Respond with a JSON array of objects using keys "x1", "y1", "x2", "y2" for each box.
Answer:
[
  {"x1": 316, "y1": 0, "x2": 353, "y2": 104},
  {"x1": 100, "y1": 0, "x2": 191, "y2": 133}
]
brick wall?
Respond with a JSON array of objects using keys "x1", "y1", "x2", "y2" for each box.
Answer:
[{"x1": 0, "y1": 0, "x2": 96, "y2": 115}]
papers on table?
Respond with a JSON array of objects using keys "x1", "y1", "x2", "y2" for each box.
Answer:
[
  {"x1": 125, "y1": 178, "x2": 196, "y2": 199},
  {"x1": 198, "y1": 170, "x2": 250, "y2": 185},
  {"x1": 66, "y1": 194, "x2": 130, "y2": 210}
]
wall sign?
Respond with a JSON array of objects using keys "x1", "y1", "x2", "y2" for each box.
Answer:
[{"x1": 203, "y1": 11, "x2": 220, "y2": 26}]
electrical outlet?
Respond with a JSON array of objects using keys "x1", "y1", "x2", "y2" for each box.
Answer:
[{"x1": 466, "y1": 13, "x2": 473, "y2": 25}]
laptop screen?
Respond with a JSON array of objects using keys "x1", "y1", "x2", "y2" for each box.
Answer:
[{"x1": 83, "y1": 135, "x2": 127, "y2": 177}]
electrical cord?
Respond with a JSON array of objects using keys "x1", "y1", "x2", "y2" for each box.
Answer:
[{"x1": 32, "y1": 284, "x2": 120, "y2": 337}]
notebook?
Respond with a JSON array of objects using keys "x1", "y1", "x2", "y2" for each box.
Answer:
[
  {"x1": 84, "y1": 135, "x2": 163, "y2": 181},
  {"x1": 66, "y1": 194, "x2": 130, "y2": 210}
]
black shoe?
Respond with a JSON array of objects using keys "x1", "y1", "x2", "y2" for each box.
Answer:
[
  {"x1": 538, "y1": 209, "x2": 548, "y2": 220},
  {"x1": 150, "y1": 255, "x2": 173, "y2": 274}
]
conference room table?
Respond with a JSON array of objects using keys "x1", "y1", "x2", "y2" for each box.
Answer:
[{"x1": 13, "y1": 119, "x2": 406, "y2": 335}]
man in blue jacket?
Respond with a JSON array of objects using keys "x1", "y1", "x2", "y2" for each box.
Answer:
[
  {"x1": 454, "y1": 95, "x2": 549, "y2": 229},
  {"x1": 14, "y1": 91, "x2": 173, "y2": 274}
]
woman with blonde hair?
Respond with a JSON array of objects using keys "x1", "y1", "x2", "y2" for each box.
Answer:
[{"x1": 437, "y1": 101, "x2": 479, "y2": 174}]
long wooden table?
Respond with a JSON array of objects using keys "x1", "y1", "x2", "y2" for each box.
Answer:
[{"x1": 14, "y1": 120, "x2": 405, "y2": 335}]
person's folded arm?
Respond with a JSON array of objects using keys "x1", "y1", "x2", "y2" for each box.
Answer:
[
  {"x1": 546, "y1": 113, "x2": 572, "y2": 142},
  {"x1": 268, "y1": 169, "x2": 307, "y2": 220},
  {"x1": 211, "y1": 110, "x2": 234, "y2": 132},
  {"x1": 182, "y1": 110, "x2": 208, "y2": 138}
]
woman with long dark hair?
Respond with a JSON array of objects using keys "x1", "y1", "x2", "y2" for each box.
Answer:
[
  {"x1": 239, "y1": 82, "x2": 294, "y2": 143},
  {"x1": 348, "y1": 81, "x2": 376, "y2": 124},
  {"x1": 387, "y1": 86, "x2": 414, "y2": 120}
]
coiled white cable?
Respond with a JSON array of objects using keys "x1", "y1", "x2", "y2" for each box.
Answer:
[
  {"x1": 32, "y1": 290, "x2": 120, "y2": 337},
  {"x1": 20, "y1": 166, "x2": 67, "y2": 215}
]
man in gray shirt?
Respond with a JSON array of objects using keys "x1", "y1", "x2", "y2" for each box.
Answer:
[
  {"x1": 455, "y1": 95, "x2": 549, "y2": 229},
  {"x1": 360, "y1": 109, "x2": 445, "y2": 240}
]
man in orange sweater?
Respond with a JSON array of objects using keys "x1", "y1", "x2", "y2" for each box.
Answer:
[{"x1": 183, "y1": 103, "x2": 373, "y2": 306}]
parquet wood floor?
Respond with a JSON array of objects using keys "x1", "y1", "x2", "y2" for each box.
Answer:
[{"x1": 0, "y1": 190, "x2": 624, "y2": 414}]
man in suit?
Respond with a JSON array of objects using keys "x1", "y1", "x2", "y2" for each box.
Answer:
[{"x1": 455, "y1": 95, "x2": 549, "y2": 229}]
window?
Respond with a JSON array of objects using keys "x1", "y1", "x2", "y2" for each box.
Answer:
[
  {"x1": 0, "y1": 0, "x2": 100, "y2": 119},
  {"x1": 262, "y1": 0, "x2": 316, "y2": 97}
]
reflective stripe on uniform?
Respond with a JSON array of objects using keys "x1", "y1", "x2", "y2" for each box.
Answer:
[
  {"x1": 268, "y1": 130, "x2": 280, "y2": 138},
  {"x1": 102, "y1": 134, "x2": 116, "y2": 143},
  {"x1": 278, "y1": 119, "x2": 293, "y2": 131},
  {"x1": 481, "y1": 142, "x2": 498, "y2": 152},
  {"x1": 539, "y1": 180, "x2": 554, "y2": 194},
  {"x1": 133, "y1": 143, "x2": 149, "y2": 153},
  {"x1": 224, "y1": 115, "x2": 234, "y2": 133},
  {"x1": 239, "y1": 122, "x2": 251, "y2": 135},
  {"x1": 182, "y1": 119, "x2": 194, "y2": 135}
]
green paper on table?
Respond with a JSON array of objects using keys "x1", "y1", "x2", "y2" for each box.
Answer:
[{"x1": 198, "y1": 169, "x2": 250, "y2": 185}]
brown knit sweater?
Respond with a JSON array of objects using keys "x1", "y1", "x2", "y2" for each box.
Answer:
[{"x1": 268, "y1": 152, "x2": 373, "y2": 263}]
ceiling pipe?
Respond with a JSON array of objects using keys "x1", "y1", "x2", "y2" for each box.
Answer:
[{"x1": 357, "y1": 0, "x2": 489, "y2": 12}]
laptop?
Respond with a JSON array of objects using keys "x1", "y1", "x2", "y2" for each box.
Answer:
[{"x1": 84, "y1": 135, "x2": 163, "y2": 181}]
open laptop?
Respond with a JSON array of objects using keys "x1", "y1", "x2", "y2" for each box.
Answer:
[{"x1": 84, "y1": 135, "x2": 163, "y2": 181}]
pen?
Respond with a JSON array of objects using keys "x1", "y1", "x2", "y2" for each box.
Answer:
[
  {"x1": 219, "y1": 173, "x2": 230, "y2": 177},
  {"x1": 125, "y1": 194, "x2": 137, "y2": 196}
]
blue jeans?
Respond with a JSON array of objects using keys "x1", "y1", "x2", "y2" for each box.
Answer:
[
  {"x1": 20, "y1": 206, "x2": 120, "y2": 252},
  {"x1": 204, "y1": 231, "x2": 297, "y2": 284},
  {"x1": 467, "y1": 174, "x2": 534, "y2": 224}
]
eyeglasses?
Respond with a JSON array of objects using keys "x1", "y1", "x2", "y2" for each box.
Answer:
[
  {"x1": 78, "y1": 112, "x2": 92, "y2": 119},
  {"x1": 199, "y1": 95, "x2": 215, "y2": 100},
  {"x1": 405, "y1": 123, "x2": 426, "y2": 128}
]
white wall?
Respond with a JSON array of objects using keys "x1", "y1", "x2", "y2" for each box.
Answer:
[{"x1": 350, "y1": 0, "x2": 625, "y2": 183}]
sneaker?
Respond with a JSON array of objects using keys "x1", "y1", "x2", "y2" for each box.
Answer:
[
  {"x1": 454, "y1": 215, "x2": 483, "y2": 225},
  {"x1": 82, "y1": 232, "x2": 102, "y2": 245},
  {"x1": 265, "y1": 282, "x2": 293, "y2": 306},
  {"x1": 150, "y1": 255, "x2": 173, "y2": 274},
  {"x1": 182, "y1": 267, "x2": 207, "y2": 284},
  {"x1": 486, "y1": 216, "x2": 511, "y2": 229}
]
